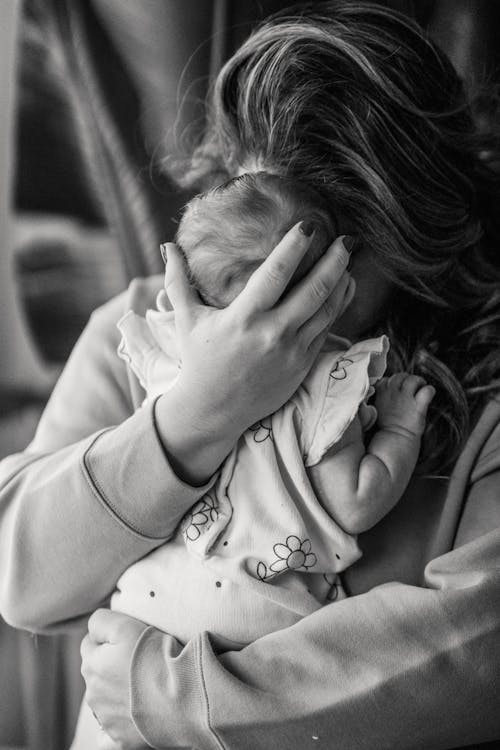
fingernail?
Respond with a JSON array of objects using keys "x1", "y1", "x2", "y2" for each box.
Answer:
[
  {"x1": 341, "y1": 235, "x2": 358, "y2": 253},
  {"x1": 299, "y1": 220, "x2": 315, "y2": 237},
  {"x1": 160, "y1": 243, "x2": 169, "y2": 264}
]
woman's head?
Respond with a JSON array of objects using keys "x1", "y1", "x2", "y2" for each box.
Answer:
[{"x1": 169, "y1": 1, "x2": 500, "y2": 471}]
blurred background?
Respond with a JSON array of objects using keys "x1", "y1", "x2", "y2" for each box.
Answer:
[{"x1": 1, "y1": 1, "x2": 500, "y2": 748}]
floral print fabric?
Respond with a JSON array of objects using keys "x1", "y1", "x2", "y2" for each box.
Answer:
[{"x1": 114, "y1": 311, "x2": 388, "y2": 644}]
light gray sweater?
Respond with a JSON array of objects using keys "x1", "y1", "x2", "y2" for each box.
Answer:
[{"x1": 0, "y1": 276, "x2": 499, "y2": 749}]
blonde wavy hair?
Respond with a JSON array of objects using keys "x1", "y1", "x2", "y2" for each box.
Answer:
[{"x1": 167, "y1": 1, "x2": 500, "y2": 472}]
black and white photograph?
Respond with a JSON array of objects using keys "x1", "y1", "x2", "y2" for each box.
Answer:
[{"x1": 0, "y1": 1, "x2": 499, "y2": 749}]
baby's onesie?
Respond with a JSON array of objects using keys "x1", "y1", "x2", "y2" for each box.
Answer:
[{"x1": 112, "y1": 303, "x2": 389, "y2": 646}]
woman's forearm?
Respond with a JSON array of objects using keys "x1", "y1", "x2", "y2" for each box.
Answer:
[
  {"x1": 0, "y1": 402, "x2": 215, "y2": 633},
  {"x1": 0, "y1": 427, "x2": 159, "y2": 632},
  {"x1": 154, "y1": 386, "x2": 241, "y2": 487},
  {"x1": 129, "y1": 524, "x2": 500, "y2": 749},
  {"x1": 0, "y1": 281, "x2": 216, "y2": 632}
]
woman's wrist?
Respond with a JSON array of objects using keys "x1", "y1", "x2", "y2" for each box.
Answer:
[{"x1": 153, "y1": 385, "x2": 242, "y2": 486}]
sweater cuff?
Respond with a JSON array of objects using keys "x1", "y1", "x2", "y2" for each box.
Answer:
[
  {"x1": 82, "y1": 402, "x2": 216, "y2": 538},
  {"x1": 130, "y1": 627, "x2": 215, "y2": 750}
]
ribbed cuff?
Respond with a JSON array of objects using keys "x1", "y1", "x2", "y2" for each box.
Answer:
[
  {"x1": 82, "y1": 401, "x2": 216, "y2": 539},
  {"x1": 130, "y1": 627, "x2": 217, "y2": 749}
]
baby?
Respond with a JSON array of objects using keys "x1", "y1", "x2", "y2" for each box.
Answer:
[
  {"x1": 72, "y1": 172, "x2": 435, "y2": 748},
  {"x1": 112, "y1": 172, "x2": 435, "y2": 642}
]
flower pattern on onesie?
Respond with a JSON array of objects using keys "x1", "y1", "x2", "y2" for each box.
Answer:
[
  {"x1": 117, "y1": 311, "x2": 389, "y2": 618},
  {"x1": 249, "y1": 417, "x2": 274, "y2": 443},
  {"x1": 328, "y1": 357, "x2": 354, "y2": 384},
  {"x1": 181, "y1": 493, "x2": 219, "y2": 542},
  {"x1": 256, "y1": 535, "x2": 317, "y2": 581}
]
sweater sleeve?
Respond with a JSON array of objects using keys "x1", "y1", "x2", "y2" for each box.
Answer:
[
  {"x1": 129, "y1": 471, "x2": 500, "y2": 749},
  {"x1": 0, "y1": 278, "x2": 214, "y2": 633}
]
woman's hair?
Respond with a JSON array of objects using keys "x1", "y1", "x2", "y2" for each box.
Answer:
[{"x1": 166, "y1": 1, "x2": 500, "y2": 473}]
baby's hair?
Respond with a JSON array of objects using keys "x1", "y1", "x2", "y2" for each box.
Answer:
[{"x1": 175, "y1": 171, "x2": 335, "y2": 308}]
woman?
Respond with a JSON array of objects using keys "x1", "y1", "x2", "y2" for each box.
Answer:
[{"x1": 1, "y1": 2, "x2": 500, "y2": 748}]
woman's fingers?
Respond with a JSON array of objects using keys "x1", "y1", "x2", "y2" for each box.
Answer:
[
  {"x1": 279, "y1": 235, "x2": 351, "y2": 329},
  {"x1": 161, "y1": 243, "x2": 200, "y2": 318},
  {"x1": 87, "y1": 608, "x2": 118, "y2": 644},
  {"x1": 299, "y1": 272, "x2": 351, "y2": 346},
  {"x1": 235, "y1": 221, "x2": 315, "y2": 313},
  {"x1": 87, "y1": 609, "x2": 111, "y2": 644},
  {"x1": 80, "y1": 633, "x2": 93, "y2": 662}
]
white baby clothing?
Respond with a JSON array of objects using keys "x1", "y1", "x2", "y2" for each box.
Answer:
[{"x1": 112, "y1": 302, "x2": 389, "y2": 646}]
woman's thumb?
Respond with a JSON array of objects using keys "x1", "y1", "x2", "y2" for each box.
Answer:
[{"x1": 161, "y1": 243, "x2": 199, "y2": 314}]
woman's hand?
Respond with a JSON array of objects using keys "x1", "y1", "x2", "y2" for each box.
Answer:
[
  {"x1": 155, "y1": 224, "x2": 354, "y2": 485},
  {"x1": 80, "y1": 610, "x2": 149, "y2": 750}
]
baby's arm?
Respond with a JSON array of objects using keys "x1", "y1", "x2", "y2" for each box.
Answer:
[{"x1": 308, "y1": 374, "x2": 435, "y2": 535}]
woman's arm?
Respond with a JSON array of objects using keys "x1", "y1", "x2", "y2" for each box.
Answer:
[
  {"x1": 82, "y1": 403, "x2": 500, "y2": 749},
  {"x1": 127, "y1": 482, "x2": 500, "y2": 750},
  {"x1": 0, "y1": 279, "x2": 216, "y2": 632},
  {"x1": 0, "y1": 228, "x2": 352, "y2": 633}
]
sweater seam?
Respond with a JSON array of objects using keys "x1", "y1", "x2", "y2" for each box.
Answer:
[
  {"x1": 129, "y1": 625, "x2": 160, "y2": 748},
  {"x1": 198, "y1": 636, "x2": 226, "y2": 750},
  {"x1": 81, "y1": 429, "x2": 169, "y2": 541}
]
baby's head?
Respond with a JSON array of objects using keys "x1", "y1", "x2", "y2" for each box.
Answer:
[{"x1": 175, "y1": 172, "x2": 336, "y2": 307}]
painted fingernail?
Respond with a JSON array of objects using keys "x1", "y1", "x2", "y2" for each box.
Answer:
[
  {"x1": 299, "y1": 220, "x2": 315, "y2": 237},
  {"x1": 341, "y1": 235, "x2": 358, "y2": 253},
  {"x1": 160, "y1": 243, "x2": 169, "y2": 264}
]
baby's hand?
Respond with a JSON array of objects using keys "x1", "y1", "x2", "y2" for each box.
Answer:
[{"x1": 375, "y1": 373, "x2": 435, "y2": 439}]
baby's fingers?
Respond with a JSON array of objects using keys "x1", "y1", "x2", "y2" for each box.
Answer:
[{"x1": 415, "y1": 384, "x2": 436, "y2": 411}]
